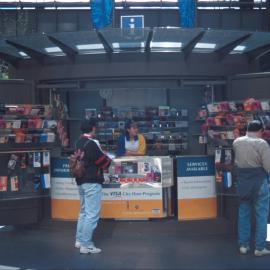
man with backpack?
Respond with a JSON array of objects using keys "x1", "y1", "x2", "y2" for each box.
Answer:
[{"x1": 71, "y1": 119, "x2": 111, "y2": 254}]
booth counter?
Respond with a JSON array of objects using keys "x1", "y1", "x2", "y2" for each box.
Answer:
[{"x1": 51, "y1": 156, "x2": 173, "y2": 220}]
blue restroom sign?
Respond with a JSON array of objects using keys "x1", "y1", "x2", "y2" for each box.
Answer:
[{"x1": 121, "y1": 15, "x2": 144, "y2": 29}]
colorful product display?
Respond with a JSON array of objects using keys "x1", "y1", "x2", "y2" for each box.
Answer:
[
  {"x1": 0, "y1": 151, "x2": 51, "y2": 194},
  {"x1": 197, "y1": 98, "x2": 270, "y2": 145},
  {"x1": 197, "y1": 98, "x2": 270, "y2": 195},
  {"x1": 81, "y1": 106, "x2": 189, "y2": 155},
  {"x1": 0, "y1": 104, "x2": 56, "y2": 145}
]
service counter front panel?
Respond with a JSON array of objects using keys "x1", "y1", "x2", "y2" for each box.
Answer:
[
  {"x1": 177, "y1": 156, "x2": 217, "y2": 220},
  {"x1": 51, "y1": 156, "x2": 173, "y2": 220}
]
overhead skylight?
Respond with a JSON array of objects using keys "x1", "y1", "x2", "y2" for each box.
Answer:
[
  {"x1": 195, "y1": 43, "x2": 216, "y2": 49},
  {"x1": 18, "y1": 51, "x2": 28, "y2": 57},
  {"x1": 112, "y1": 42, "x2": 145, "y2": 49},
  {"x1": 150, "y1": 42, "x2": 182, "y2": 48},
  {"x1": 44, "y1": 47, "x2": 62, "y2": 53},
  {"x1": 76, "y1": 44, "x2": 104, "y2": 50},
  {"x1": 233, "y1": 45, "x2": 246, "y2": 52}
]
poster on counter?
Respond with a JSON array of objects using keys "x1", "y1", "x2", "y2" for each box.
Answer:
[
  {"x1": 177, "y1": 156, "x2": 217, "y2": 220},
  {"x1": 51, "y1": 157, "x2": 173, "y2": 220}
]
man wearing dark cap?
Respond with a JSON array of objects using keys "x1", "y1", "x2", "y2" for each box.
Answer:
[{"x1": 233, "y1": 120, "x2": 270, "y2": 256}]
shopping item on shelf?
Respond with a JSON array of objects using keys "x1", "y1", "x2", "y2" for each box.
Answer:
[
  {"x1": 0, "y1": 176, "x2": 8, "y2": 192},
  {"x1": 10, "y1": 176, "x2": 19, "y2": 192}
]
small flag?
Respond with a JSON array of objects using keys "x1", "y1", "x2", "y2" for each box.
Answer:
[
  {"x1": 90, "y1": 0, "x2": 114, "y2": 29},
  {"x1": 179, "y1": 0, "x2": 196, "y2": 28}
]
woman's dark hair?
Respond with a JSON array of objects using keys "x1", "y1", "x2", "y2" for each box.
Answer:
[
  {"x1": 247, "y1": 120, "x2": 263, "y2": 132},
  {"x1": 125, "y1": 119, "x2": 137, "y2": 137},
  {"x1": 81, "y1": 119, "x2": 97, "y2": 133}
]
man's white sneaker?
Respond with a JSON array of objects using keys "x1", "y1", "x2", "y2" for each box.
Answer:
[
  {"x1": 254, "y1": 248, "x2": 270, "y2": 257},
  {"x1": 239, "y1": 246, "x2": 250, "y2": 255},
  {"x1": 80, "y1": 246, "x2": 102, "y2": 254},
  {"x1": 75, "y1": 241, "x2": 81, "y2": 248}
]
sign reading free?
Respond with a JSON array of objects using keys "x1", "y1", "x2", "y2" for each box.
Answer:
[{"x1": 177, "y1": 156, "x2": 217, "y2": 220}]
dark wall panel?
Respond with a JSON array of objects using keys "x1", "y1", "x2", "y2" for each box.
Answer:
[
  {"x1": 241, "y1": 10, "x2": 264, "y2": 31},
  {"x1": 0, "y1": 81, "x2": 35, "y2": 103},
  {"x1": 0, "y1": 11, "x2": 17, "y2": 36},
  {"x1": 68, "y1": 90, "x2": 103, "y2": 145},
  {"x1": 158, "y1": 10, "x2": 179, "y2": 27},
  {"x1": 228, "y1": 75, "x2": 270, "y2": 100},
  {"x1": 37, "y1": 11, "x2": 57, "y2": 33},
  {"x1": 78, "y1": 11, "x2": 93, "y2": 31},
  {"x1": 169, "y1": 87, "x2": 205, "y2": 155},
  {"x1": 57, "y1": 11, "x2": 78, "y2": 32},
  {"x1": 198, "y1": 10, "x2": 221, "y2": 29},
  {"x1": 221, "y1": 11, "x2": 241, "y2": 30},
  {"x1": 17, "y1": 11, "x2": 37, "y2": 36}
]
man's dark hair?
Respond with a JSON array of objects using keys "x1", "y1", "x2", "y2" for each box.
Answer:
[
  {"x1": 81, "y1": 119, "x2": 97, "y2": 133},
  {"x1": 247, "y1": 120, "x2": 263, "y2": 132}
]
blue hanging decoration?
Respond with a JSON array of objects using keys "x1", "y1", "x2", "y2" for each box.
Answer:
[
  {"x1": 90, "y1": 0, "x2": 114, "y2": 29},
  {"x1": 179, "y1": 0, "x2": 196, "y2": 28}
]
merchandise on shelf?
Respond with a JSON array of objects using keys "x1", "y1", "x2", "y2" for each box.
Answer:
[
  {"x1": 0, "y1": 104, "x2": 57, "y2": 146},
  {"x1": 0, "y1": 151, "x2": 51, "y2": 196},
  {"x1": 214, "y1": 148, "x2": 234, "y2": 191},
  {"x1": 70, "y1": 106, "x2": 190, "y2": 155},
  {"x1": 199, "y1": 98, "x2": 270, "y2": 145}
]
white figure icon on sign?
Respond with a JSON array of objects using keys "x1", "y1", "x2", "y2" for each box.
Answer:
[{"x1": 129, "y1": 18, "x2": 135, "y2": 29}]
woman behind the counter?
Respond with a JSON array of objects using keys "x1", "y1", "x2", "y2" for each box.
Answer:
[{"x1": 117, "y1": 120, "x2": 146, "y2": 157}]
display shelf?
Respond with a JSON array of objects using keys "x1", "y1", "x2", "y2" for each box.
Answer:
[
  {"x1": 0, "y1": 128, "x2": 53, "y2": 132},
  {"x1": 0, "y1": 142, "x2": 57, "y2": 150},
  {"x1": 207, "y1": 125, "x2": 245, "y2": 129},
  {"x1": 194, "y1": 119, "x2": 206, "y2": 122},
  {"x1": 61, "y1": 116, "x2": 188, "y2": 122},
  {"x1": 208, "y1": 110, "x2": 270, "y2": 116},
  {"x1": 192, "y1": 133, "x2": 206, "y2": 136},
  {"x1": 0, "y1": 195, "x2": 50, "y2": 201}
]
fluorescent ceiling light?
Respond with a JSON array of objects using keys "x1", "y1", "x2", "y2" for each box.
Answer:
[
  {"x1": 233, "y1": 45, "x2": 246, "y2": 52},
  {"x1": 19, "y1": 51, "x2": 28, "y2": 57},
  {"x1": 44, "y1": 47, "x2": 62, "y2": 53},
  {"x1": 195, "y1": 43, "x2": 216, "y2": 49},
  {"x1": 76, "y1": 44, "x2": 104, "y2": 50},
  {"x1": 150, "y1": 42, "x2": 182, "y2": 48}
]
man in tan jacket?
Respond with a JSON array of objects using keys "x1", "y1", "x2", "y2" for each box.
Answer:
[{"x1": 233, "y1": 120, "x2": 270, "y2": 256}]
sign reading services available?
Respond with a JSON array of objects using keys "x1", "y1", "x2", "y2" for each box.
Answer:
[{"x1": 177, "y1": 156, "x2": 217, "y2": 220}]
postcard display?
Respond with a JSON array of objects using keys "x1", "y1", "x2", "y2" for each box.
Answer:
[
  {"x1": 0, "y1": 151, "x2": 51, "y2": 202},
  {"x1": 0, "y1": 104, "x2": 55, "y2": 224},
  {"x1": 51, "y1": 156, "x2": 173, "y2": 220}
]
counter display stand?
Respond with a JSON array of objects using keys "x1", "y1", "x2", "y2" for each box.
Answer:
[{"x1": 51, "y1": 156, "x2": 174, "y2": 220}]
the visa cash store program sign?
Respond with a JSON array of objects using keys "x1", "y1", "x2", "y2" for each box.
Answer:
[
  {"x1": 51, "y1": 157, "x2": 172, "y2": 220},
  {"x1": 177, "y1": 156, "x2": 217, "y2": 220}
]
